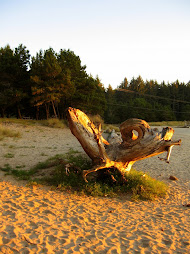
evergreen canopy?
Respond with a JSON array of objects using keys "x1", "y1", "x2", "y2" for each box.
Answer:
[{"x1": 0, "y1": 44, "x2": 190, "y2": 122}]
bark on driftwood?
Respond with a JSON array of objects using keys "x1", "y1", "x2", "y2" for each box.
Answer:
[{"x1": 67, "y1": 107, "x2": 181, "y2": 182}]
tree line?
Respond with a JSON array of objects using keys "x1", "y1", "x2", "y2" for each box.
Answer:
[
  {"x1": 105, "y1": 77, "x2": 190, "y2": 123},
  {"x1": 0, "y1": 44, "x2": 190, "y2": 123}
]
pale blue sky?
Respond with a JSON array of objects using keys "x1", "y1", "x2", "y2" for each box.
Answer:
[{"x1": 1, "y1": 0, "x2": 190, "y2": 88}]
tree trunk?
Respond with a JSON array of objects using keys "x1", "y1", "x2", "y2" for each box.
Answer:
[
  {"x1": 56, "y1": 103, "x2": 60, "y2": 119},
  {"x1": 45, "y1": 103, "x2": 50, "y2": 119},
  {"x1": 1, "y1": 108, "x2": 5, "y2": 118},
  {"x1": 51, "y1": 101, "x2": 57, "y2": 118},
  {"x1": 17, "y1": 105, "x2": 22, "y2": 119},
  {"x1": 36, "y1": 106, "x2": 39, "y2": 120},
  {"x1": 67, "y1": 107, "x2": 181, "y2": 182}
]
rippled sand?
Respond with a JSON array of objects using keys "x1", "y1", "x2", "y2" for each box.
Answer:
[{"x1": 0, "y1": 124, "x2": 189, "y2": 253}]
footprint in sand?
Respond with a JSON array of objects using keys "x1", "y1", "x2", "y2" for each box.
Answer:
[{"x1": 162, "y1": 239, "x2": 173, "y2": 246}]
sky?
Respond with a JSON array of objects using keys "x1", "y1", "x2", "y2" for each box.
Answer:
[{"x1": 1, "y1": 0, "x2": 190, "y2": 88}]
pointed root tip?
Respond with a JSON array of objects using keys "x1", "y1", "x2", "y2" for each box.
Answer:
[
  {"x1": 174, "y1": 139, "x2": 181, "y2": 145},
  {"x1": 158, "y1": 157, "x2": 170, "y2": 163}
]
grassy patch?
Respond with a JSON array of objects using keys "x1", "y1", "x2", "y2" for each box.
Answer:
[
  {"x1": 39, "y1": 118, "x2": 66, "y2": 128},
  {"x1": 0, "y1": 150, "x2": 168, "y2": 200},
  {"x1": 40, "y1": 152, "x2": 48, "y2": 156},
  {"x1": 88, "y1": 114, "x2": 104, "y2": 126},
  {"x1": 0, "y1": 118, "x2": 67, "y2": 129},
  {"x1": 123, "y1": 169, "x2": 168, "y2": 201},
  {"x1": 9, "y1": 145, "x2": 16, "y2": 149},
  {"x1": 103, "y1": 124, "x2": 120, "y2": 133},
  {"x1": 16, "y1": 165, "x2": 26, "y2": 169},
  {"x1": 4, "y1": 153, "x2": 15, "y2": 158},
  {"x1": 0, "y1": 124, "x2": 21, "y2": 140},
  {"x1": 149, "y1": 121, "x2": 186, "y2": 127},
  {"x1": 0, "y1": 163, "x2": 38, "y2": 180}
]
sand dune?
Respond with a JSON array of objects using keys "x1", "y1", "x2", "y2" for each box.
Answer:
[{"x1": 0, "y1": 124, "x2": 189, "y2": 253}]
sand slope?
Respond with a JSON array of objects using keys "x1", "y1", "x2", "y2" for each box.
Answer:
[{"x1": 0, "y1": 124, "x2": 190, "y2": 253}]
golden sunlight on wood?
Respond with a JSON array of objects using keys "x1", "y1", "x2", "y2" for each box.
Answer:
[{"x1": 67, "y1": 107, "x2": 181, "y2": 182}]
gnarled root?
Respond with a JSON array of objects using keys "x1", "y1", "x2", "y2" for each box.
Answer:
[
  {"x1": 82, "y1": 160, "x2": 134, "y2": 182},
  {"x1": 67, "y1": 107, "x2": 181, "y2": 183}
]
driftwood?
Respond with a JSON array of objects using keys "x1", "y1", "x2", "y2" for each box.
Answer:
[{"x1": 67, "y1": 107, "x2": 181, "y2": 182}]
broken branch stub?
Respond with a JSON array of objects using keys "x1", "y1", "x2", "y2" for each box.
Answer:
[{"x1": 67, "y1": 107, "x2": 181, "y2": 182}]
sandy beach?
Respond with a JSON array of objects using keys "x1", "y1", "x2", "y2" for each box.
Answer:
[{"x1": 0, "y1": 123, "x2": 189, "y2": 253}]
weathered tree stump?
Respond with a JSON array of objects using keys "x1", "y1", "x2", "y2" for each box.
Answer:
[{"x1": 67, "y1": 107, "x2": 181, "y2": 182}]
